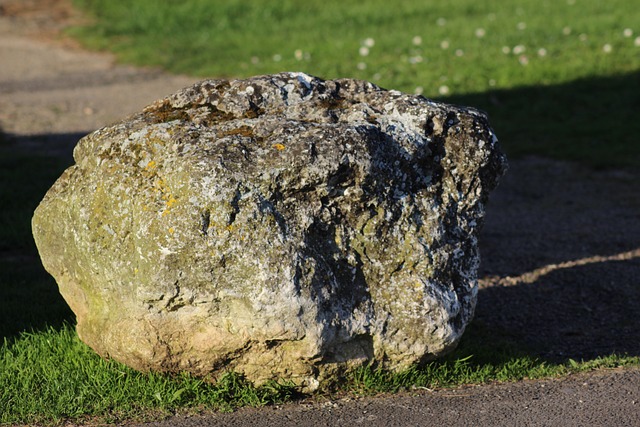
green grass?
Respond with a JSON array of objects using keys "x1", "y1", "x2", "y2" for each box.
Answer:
[
  {"x1": 1, "y1": 325, "x2": 297, "y2": 425},
  {"x1": 67, "y1": 0, "x2": 640, "y2": 168},
  {"x1": 2, "y1": 0, "x2": 640, "y2": 424},
  {"x1": 346, "y1": 323, "x2": 639, "y2": 395},
  {"x1": 69, "y1": 0, "x2": 640, "y2": 94},
  {"x1": 2, "y1": 322, "x2": 637, "y2": 425},
  {"x1": 348, "y1": 354, "x2": 638, "y2": 396}
]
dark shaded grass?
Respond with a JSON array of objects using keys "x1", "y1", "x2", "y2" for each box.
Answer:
[{"x1": 439, "y1": 70, "x2": 640, "y2": 169}]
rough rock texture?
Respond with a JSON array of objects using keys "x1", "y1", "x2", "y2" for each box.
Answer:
[{"x1": 32, "y1": 72, "x2": 507, "y2": 390}]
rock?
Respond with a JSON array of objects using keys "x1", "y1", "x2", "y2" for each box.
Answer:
[{"x1": 32, "y1": 72, "x2": 507, "y2": 390}]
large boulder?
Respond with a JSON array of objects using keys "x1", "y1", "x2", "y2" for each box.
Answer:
[{"x1": 33, "y1": 72, "x2": 507, "y2": 390}]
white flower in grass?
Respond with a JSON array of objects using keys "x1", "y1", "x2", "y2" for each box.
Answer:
[
  {"x1": 363, "y1": 38, "x2": 375, "y2": 48},
  {"x1": 513, "y1": 45, "x2": 526, "y2": 55},
  {"x1": 357, "y1": 62, "x2": 367, "y2": 70},
  {"x1": 635, "y1": 36, "x2": 640, "y2": 47},
  {"x1": 359, "y1": 46, "x2": 370, "y2": 56},
  {"x1": 563, "y1": 27, "x2": 572, "y2": 35},
  {"x1": 518, "y1": 55, "x2": 529, "y2": 65},
  {"x1": 603, "y1": 44, "x2": 612, "y2": 53},
  {"x1": 502, "y1": 46, "x2": 511, "y2": 54},
  {"x1": 438, "y1": 85, "x2": 450, "y2": 95},
  {"x1": 475, "y1": 28, "x2": 486, "y2": 38},
  {"x1": 440, "y1": 40, "x2": 450, "y2": 49},
  {"x1": 537, "y1": 48, "x2": 547, "y2": 57},
  {"x1": 579, "y1": 34, "x2": 588, "y2": 42},
  {"x1": 455, "y1": 49, "x2": 464, "y2": 57},
  {"x1": 414, "y1": 86, "x2": 424, "y2": 95},
  {"x1": 408, "y1": 55, "x2": 423, "y2": 64},
  {"x1": 437, "y1": 17, "x2": 447, "y2": 26},
  {"x1": 517, "y1": 22, "x2": 527, "y2": 30},
  {"x1": 251, "y1": 56, "x2": 259, "y2": 64},
  {"x1": 294, "y1": 49, "x2": 303, "y2": 60},
  {"x1": 272, "y1": 54, "x2": 282, "y2": 62},
  {"x1": 412, "y1": 36, "x2": 422, "y2": 46},
  {"x1": 489, "y1": 79, "x2": 496, "y2": 87},
  {"x1": 372, "y1": 73, "x2": 381, "y2": 81},
  {"x1": 623, "y1": 29, "x2": 633, "y2": 38},
  {"x1": 567, "y1": 0, "x2": 575, "y2": 5}
]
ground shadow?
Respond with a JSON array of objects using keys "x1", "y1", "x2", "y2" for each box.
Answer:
[
  {"x1": 427, "y1": 71, "x2": 640, "y2": 364},
  {"x1": 437, "y1": 70, "x2": 640, "y2": 170},
  {"x1": 3, "y1": 132, "x2": 85, "y2": 163},
  {"x1": 0, "y1": 132, "x2": 81, "y2": 340},
  {"x1": 453, "y1": 69, "x2": 640, "y2": 362},
  {"x1": 460, "y1": 95, "x2": 640, "y2": 362},
  {"x1": 474, "y1": 257, "x2": 640, "y2": 362}
]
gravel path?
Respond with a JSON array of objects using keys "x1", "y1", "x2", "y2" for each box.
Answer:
[
  {"x1": 0, "y1": 0, "x2": 197, "y2": 155},
  {"x1": 2, "y1": 1, "x2": 639, "y2": 425}
]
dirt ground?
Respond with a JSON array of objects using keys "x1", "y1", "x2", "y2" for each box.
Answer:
[{"x1": 1, "y1": 1, "x2": 639, "y2": 425}]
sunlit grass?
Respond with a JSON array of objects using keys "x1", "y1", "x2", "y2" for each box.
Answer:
[
  {"x1": 0, "y1": 325, "x2": 297, "y2": 425},
  {"x1": 68, "y1": 0, "x2": 640, "y2": 96},
  {"x1": 347, "y1": 355, "x2": 639, "y2": 395}
]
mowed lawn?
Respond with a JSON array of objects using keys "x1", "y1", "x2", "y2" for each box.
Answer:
[
  {"x1": 70, "y1": 0, "x2": 639, "y2": 95},
  {"x1": 67, "y1": 0, "x2": 640, "y2": 168},
  {"x1": 1, "y1": 0, "x2": 639, "y2": 425}
]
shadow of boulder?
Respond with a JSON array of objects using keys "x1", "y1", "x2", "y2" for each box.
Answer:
[
  {"x1": 439, "y1": 70, "x2": 640, "y2": 169},
  {"x1": 476, "y1": 257, "x2": 640, "y2": 362}
]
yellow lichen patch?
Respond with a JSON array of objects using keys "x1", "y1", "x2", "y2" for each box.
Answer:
[
  {"x1": 166, "y1": 197, "x2": 177, "y2": 208},
  {"x1": 272, "y1": 143, "x2": 286, "y2": 151},
  {"x1": 155, "y1": 178, "x2": 167, "y2": 191},
  {"x1": 334, "y1": 228, "x2": 343, "y2": 247},
  {"x1": 145, "y1": 160, "x2": 157, "y2": 170},
  {"x1": 168, "y1": 227, "x2": 175, "y2": 234},
  {"x1": 226, "y1": 224, "x2": 234, "y2": 232},
  {"x1": 153, "y1": 177, "x2": 179, "y2": 216},
  {"x1": 162, "y1": 196, "x2": 178, "y2": 216}
]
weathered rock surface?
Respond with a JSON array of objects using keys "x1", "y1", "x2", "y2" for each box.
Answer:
[{"x1": 32, "y1": 72, "x2": 507, "y2": 390}]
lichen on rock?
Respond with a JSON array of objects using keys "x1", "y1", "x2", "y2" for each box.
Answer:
[{"x1": 32, "y1": 72, "x2": 507, "y2": 391}]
